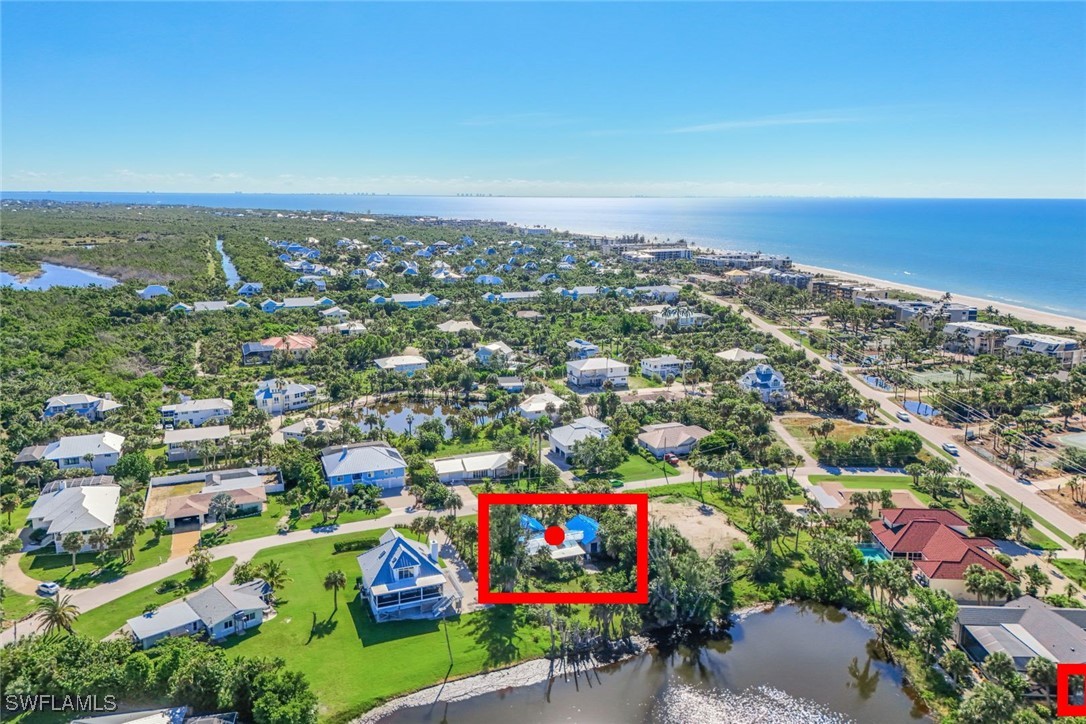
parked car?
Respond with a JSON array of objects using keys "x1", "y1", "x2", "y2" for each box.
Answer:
[
  {"x1": 942, "y1": 442, "x2": 959, "y2": 455},
  {"x1": 664, "y1": 453, "x2": 680, "y2": 466},
  {"x1": 896, "y1": 411, "x2": 911, "y2": 422},
  {"x1": 609, "y1": 479, "x2": 624, "y2": 488},
  {"x1": 1017, "y1": 476, "x2": 1032, "y2": 486},
  {"x1": 831, "y1": 363, "x2": 843, "y2": 373},
  {"x1": 37, "y1": 581, "x2": 60, "y2": 596}
]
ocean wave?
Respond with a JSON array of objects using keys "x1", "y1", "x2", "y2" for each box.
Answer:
[{"x1": 654, "y1": 683, "x2": 853, "y2": 724}]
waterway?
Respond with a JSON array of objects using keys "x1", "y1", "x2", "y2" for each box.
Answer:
[
  {"x1": 0, "y1": 262, "x2": 120, "y2": 291},
  {"x1": 215, "y1": 237, "x2": 241, "y2": 287},
  {"x1": 378, "y1": 604, "x2": 926, "y2": 724}
]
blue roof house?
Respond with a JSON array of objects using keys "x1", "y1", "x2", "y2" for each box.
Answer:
[
  {"x1": 357, "y1": 529, "x2": 460, "y2": 621},
  {"x1": 738, "y1": 364, "x2": 788, "y2": 405},
  {"x1": 137, "y1": 285, "x2": 171, "y2": 300},
  {"x1": 566, "y1": 514, "x2": 601, "y2": 554},
  {"x1": 237, "y1": 282, "x2": 264, "y2": 296},
  {"x1": 321, "y1": 442, "x2": 406, "y2": 492},
  {"x1": 260, "y1": 299, "x2": 284, "y2": 313},
  {"x1": 366, "y1": 278, "x2": 388, "y2": 290},
  {"x1": 475, "y1": 274, "x2": 503, "y2": 286}
]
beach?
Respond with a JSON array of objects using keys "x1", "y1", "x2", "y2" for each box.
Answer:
[{"x1": 793, "y1": 263, "x2": 1085, "y2": 332}]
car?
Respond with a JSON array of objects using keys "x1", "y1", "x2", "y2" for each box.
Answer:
[
  {"x1": 37, "y1": 581, "x2": 60, "y2": 596},
  {"x1": 942, "y1": 442, "x2": 959, "y2": 455},
  {"x1": 609, "y1": 479, "x2": 624, "y2": 488},
  {"x1": 1017, "y1": 476, "x2": 1032, "y2": 486},
  {"x1": 831, "y1": 363, "x2": 843, "y2": 373},
  {"x1": 896, "y1": 411, "x2": 911, "y2": 422},
  {"x1": 663, "y1": 453, "x2": 680, "y2": 466}
]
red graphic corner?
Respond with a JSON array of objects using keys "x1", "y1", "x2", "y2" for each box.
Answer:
[{"x1": 1057, "y1": 663, "x2": 1086, "y2": 717}]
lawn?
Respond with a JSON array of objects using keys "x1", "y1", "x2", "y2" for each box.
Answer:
[
  {"x1": 197, "y1": 495, "x2": 391, "y2": 547},
  {"x1": 73, "y1": 557, "x2": 236, "y2": 641},
  {"x1": 1053, "y1": 559, "x2": 1086, "y2": 588},
  {"x1": 223, "y1": 531, "x2": 548, "y2": 722},
  {"x1": 18, "y1": 530, "x2": 172, "y2": 589},
  {"x1": 780, "y1": 414, "x2": 871, "y2": 456},
  {"x1": 627, "y1": 375, "x2": 662, "y2": 390},
  {"x1": 1, "y1": 590, "x2": 39, "y2": 622},
  {"x1": 575, "y1": 453, "x2": 679, "y2": 483}
]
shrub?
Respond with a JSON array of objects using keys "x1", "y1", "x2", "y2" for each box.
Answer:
[{"x1": 332, "y1": 538, "x2": 378, "y2": 554}]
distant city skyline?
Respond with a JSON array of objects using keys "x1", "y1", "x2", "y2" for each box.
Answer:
[{"x1": 2, "y1": 2, "x2": 1084, "y2": 198}]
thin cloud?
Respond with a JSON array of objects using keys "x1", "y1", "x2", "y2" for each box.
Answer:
[{"x1": 669, "y1": 110, "x2": 864, "y2": 134}]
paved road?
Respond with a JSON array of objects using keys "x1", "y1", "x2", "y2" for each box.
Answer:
[
  {"x1": 1, "y1": 486, "x2": 479, "y2": 646},
  {"x1": 703, "y1": 293, "x2": 1086, "y2": 542}
]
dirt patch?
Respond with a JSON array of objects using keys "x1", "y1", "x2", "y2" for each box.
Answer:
[
  {"x1": 1039, "y1": 487, "x2": 1086, "y2": 525},
  {"x1": 144, "y1": 482, "x2": 204, "y2": 518},
  {"x1": 169, "y1": 528, "x2": 201, "y2": 559},
  {"x1": 649, "y1": 498, "x2": 749, "y2": 555}
]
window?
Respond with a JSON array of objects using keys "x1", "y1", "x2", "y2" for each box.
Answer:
[
  {"x1": 223, "y1": 619, "x2": 234, "y2": 630},
  {"x1": 396, "y1": 567, "x2": 414, "y2": 580}
]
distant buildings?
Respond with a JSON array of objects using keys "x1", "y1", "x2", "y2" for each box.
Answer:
[
  {"x1": 1004, "y1": 333, "x2": 1082, "y2": 369},
  {"x1": 281, "y1": 417, "x2": 341, "y2": 443},
  {"x1": 369, "y1": 292, "x2": 442, "y2": 308},
  {"x1": 437, "y1": 320, "x2": 480, "y2": 333},
  {"x1": 623, "y1": 247, "x2": 692, "y2": 262},
  {"x1": 738, "y1": 364, "x2": 787, "y2": 404},
  {"x1": 159, "y1": 398, "x2": 233, "y2": 428},
  {"x1": 259, "y1": 296, "x2": 335, "y2": 313},
  {"x1": 566, "y1": 338, "x2": 600, "y2": 359},
  {"x1": 811, "y1": 280, "x2": 887, "y2": 302},
  {"x1": 566, "y1": 357, "x2": 630, "y2": 388},
  {"x1": 137, "y1": 284, "x2": 171, "y2": 299},
  {"x1": 476, "y1": 342, "x2": 514, "y2": 367},
  {"x1": 548, "y1": 416, "x2": 611, "y2": 459},
  {"x1": 652, "y1": 307, "x2": 711, "y2": 328},
  {"x1": 321, "y1": 442, "x2": 407, "y2": 491},
  {"x1": 694, "y1": 251, "x2": 792, "y2": 270},
  {"x1": 16, "y1": 432, "x2": 125, "y2": 475},
  {"x1": 634, "y1": 284, "x2": 682, "y2": 302},
  {"x1": 43, "y1": 393, "x2": 122, "y2": 421},
  {"x1": 482, "y1": 290, "x2": 542, "y2": 303},
  {"x1": 855, "y1": 296, "x2": 978, "y2": 330},
  {"x1": 254, "y1": 379, "x2": 317, "y2": 415},
  {"x1": 748, "y1": 267, "x2": 812, "y2": 289},
  {"x1": 715, "y1": 347, "x2": 768, "y2": 363},
  {"x1": 943, "y1": 321, "x2": 1017, "y2": 355}
]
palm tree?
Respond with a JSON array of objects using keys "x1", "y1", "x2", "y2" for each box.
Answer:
[
  {"x1": 36, "y1": 594, "x2": 80, "y2": 634},
  {"x1": 259, "y1": 559, "x2": 291, "y2": 601},
  {"x1": 187, "y1": 547, "x2": 213, "y2": 580},
  {"x1": 208, "y1": 492, "x2": 237, "y2": 530},
  {"x1": 61, "y1": 532, "x2": 84, "y2": 570},
  {"x1": 0, "y1": 494, "x2": 19, "y2": 526},
  {"x1": 324, "y1": 569, "x2": 347, "y2": 611},
  {"x1": 1026, "y1": 655, "x2": 1056, "y2": 706},
  {"x1": 939, "y1": 649, "x2": 973, "y2": 689},
  {"x1": 1074, "y1": 532, "x2": 1086, "y2": 563}
]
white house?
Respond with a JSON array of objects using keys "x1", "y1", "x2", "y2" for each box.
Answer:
[
  {"x1": 431, "y1": 451, "x2": 522, "y2": 484},
  {"x1": 374, "y1": 355, "x2": 429, "y2": 376},
  {"x1": 42, "y1": 393, "x2": 122, "y2": 421},
  {"x1": 636, "y1": 422, "x2": 711, "y2": 459},
  {"x1": 27, "y1": 482, "x2": 121, "y2": 553},
  {"x1": 163, "y1": 425, "x2": 231, "y2": 462},
  {"x1": 357, "y1": 529, "x2": 459, "y2": 622},
  {"x1": 943, "y1": 322, "x2": 1016, "y2": 355},
  {"x1": 281, "y1": 417, "x2": 341, "y2": 443},
  {"x1": 517, "y1": 392, "x2": 567, "y2": 420},
  {"x1": 254, "y1": 379, "x2": 317, "y2": 415},
  {"x1": 715, "y1": 347, "x2": 768, "y2": 363},
  {"x1": 566, "y1": 339, "x2": 600, "y2": 359},
  {"x1": 321, "y1": 442, "x2": 407, "y2": 491},
  {"x1": 634, "y1": 284, "x2": 681, "y2": 302},
  {"x1": 738, "y1": 364, "x2": 787, "y2": 404},
  {"x1": 126, "y1": 579, "x2": 270, "y2": 649},
  {"x1": 640, "y1": 355, "x2": 692, "y2": 379},
  {"x1": 566, "y1": 357, "x2": 629, "y2": 388},
  {"x1": 437, "y1": 320, "x2": 480, "y2": 333},
  {"x1": 321, "y1": 320, "x2": 368, "y2": 337},
  {"x1": 137, "y1": 284, "x2": 171, "y2": 300},
  {"x1": 652, "y1": 308, "x2": 712, "y2": 328},
  {"x1": 1004, "y1": 333, "x2": 1082, "y2": 369},
  {"x1": 159, "y1": 398, "x2": 233, "y2": 428},
  {"x1": 548, "y1": 416, "x2": 611, "y2": 459},
  {"x1": 16, "y1": 432, "x2": 125, "y2": 475},
  {"x1": 475, "y1": 342, "x2": 514, "y2": 367}
]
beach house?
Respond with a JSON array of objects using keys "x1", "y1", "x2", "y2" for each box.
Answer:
[
  {"x1": 137, "y1": 284, "x2": 171, "y2": 300},
  {"x1": 566, "y1": 339, "x2": 600, "y2": 359},
  {"x1": 1003, "y1": 333, "x2": 1083, "y2": 369},
  {"x1": 548, "y1": 416, "x2": 611, "y2": 459},
  {"x1": 475, "y1": 342, "x2": 514, "y2": 367},
  {"x1": 321, "y1": 442, "x2": 407, "y2": 492},
  {"x1": 254, "y1": 379, "x2": 317, "y2": 415},
  {"x1": 640, "y1": 355, "x2": 692, "y2": 380},
  {"x1": 16, "y1": 432, "x2": 125, "y2": 475},
  {"x1": 357, "y1": 529, "x2": 459, "y2": 622},
  {"x1": 943, "y1": 322, "x2": 1017, "y2": 356},
  {"x1": 636, "y1": 422, "x2": 711, "y2": 459},
  {"x1": 738, "y1": 364, "x2": 787, "y2": 404},
  {"x1": 431, "y1": 451, "x2": 521, "y2": 484},
  {"x1": 159, "y1": 398, "x2": 233, "y2": 428},
  {"x1": 280, "y1": 417, "x2": 342, "y2": 443},
  {"x1": 374, "y1": 355, "x2": 429, "y2": 376},
  {"x1": 163, "y1": 426, "x2": 231, "y2": 462},
  {"x1": 27, "y1": 480, "x2": 121, "y2": 553},
  {"x1": 126, "y1": 579, "x2": 270, "y2": 649},
  {"x1": 517, "y1": 392, "x2": 567, "y2": 420},
  {"x1": 566, "y1": 357, "x2": 629, "y2": 388},
  {"x1": 42, "y1": 393, "x2": 122, "y2": 421},
  {"x1": 369, "y1": 292, "x2": 442, "y2": 308}
]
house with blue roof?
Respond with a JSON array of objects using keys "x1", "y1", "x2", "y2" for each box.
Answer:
[
  {"x1": 137, "y1": 284, "x2": 171, "y2": 300},
  {"x1": 414, "y1": 247, "x2": 434, "y2": 258},
  {"x1": 482, "y1": 290, "x2": 542, "y2": 303},
  {"x1": 738, "y1": 364, "x2": 787, "y2": 404},
  {"x1": 357, "y1": 528, "x2": 459, "y2": 622},
  {"x1": 537, "y1": 272, "x2": 559, "y2": 284},
  {"x1": 321, "y1": 442, "x2": 406, "y2": 492},
  {"x1": 237, "y1": 282, "x2": 264, "y2": 296},
  {"x1": 369, "y1": 292, "x2": 441, "y2": 308},
  {"x1": 560, "y1": 286, "x2": 600, "y2": 300},
  {"x1": 475, "y1": 274, "x2": 503, "y2": 286},
  {"x1": 366, "y1": 278, "x2": 388, "y2": 290},
  {"x1": 295, "y1": 275, "x2": 327, "y2": 292},
  {"x1": 519, "y1": 513, "x2": 602, "y2": 560},
  {"x1": 496, "y1": 263, "x2": 514, "y2": 273},
  {"x1": 485, "y1": 247, "x2": 497, "y2": 255}
]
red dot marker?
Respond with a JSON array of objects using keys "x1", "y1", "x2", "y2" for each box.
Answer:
[{"x1": 544, "y1": 525, "x2": 565, "y2": 546}]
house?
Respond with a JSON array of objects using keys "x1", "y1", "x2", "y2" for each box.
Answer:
[
  {"x1": 1004, "y1": 333, "x2": 1083, "y2": 369},
  {"x1": 149, "y1": 466, "x2": 282, "y2": 493},
  {"x1": 943, "y1": 322, "x2": 1017, "y2": 355},
  {"x1": 27, "y1": 482, "x2": 120, "y2": 553},
  {"x1": 170, "y1": 303, "x2": 194, "y2": 313},
  {"x1": 482, "y1": 290, "x2": 542, "y2": 303},
  {"x1": 634, "y1": 285, "x2": 681, "y2": 302},
  {"x1": 369, "y1": 292, "x2": 441, "y2": 308},
  {"x1": 159, "y1": 398, "x2": 233, "y2": 428},
  {"x1": 437, "y1": 320, "x2": 480, "y2": 333},
  {"x1": 738, "y1": 364, "x2": 787, "y2": 404},
  {"x1": 321, "y1": 442, "x2": 407, "y2": 491},
  {"x1": 260, "y1": 297, "x2": 335, "y2": 313},
  {"x1": 652, "y1": 308, "x2": 711, "y2": 328},
  {"x1": 294, "y1": 275, "x2": 327, "y2": 292},
  {"x1": 281, "y1": 417, "x2": 341, "y2": 443},
  {"x1": 161, "y1": 484, "x2": 267, "y2": 529},
  {"x1": 559, "y1": 286, "x2": 600, "y2": 300},
  {"x1": 236, "y1": 282, "x2": 264, "y2": 296},
  {"x1": 193, "y1": 301, "x2": 229, "y2": 312},
  {"x1": 640, "y1": 355, "x2": 692, "y2": 379},
  {"x1": 16, "y1": 432, "x2": 125, "y2": 475},
  {"x1": 365, "y1": 278, "x2": 388, "y2": 290},
  {"x1": 137, "y1": 284, "x2": 170, "y2": 300},
  {"x1": 723, "y1": 269, "x2": 751, "y2": 284},
  {"x1": 566, "y1": 339, "x2": 600, "y2": 359},
  {"x1": 715, "y1": 347, "x2": 768, "y2": 363},
  {"x1": 163, "y1": 426, "x2": 231, "y2": 462},
  {"x1": 516, "y1": 310, "x2": 543, "y2": 319},
  {"x1": 241, "y1": 341, "x2": 275, "y2": 366},
  {"x1": 43, "y1": 393, "x2": 122, "y2": 421},
  {"x1": 521, "y1": 513, "x2": 602, "y2": 559},
  {"x1": 636, "y1": 422, "x2": 711, "y2": 459},
  {"x1": 518, "y1": 392, "x2": 567, "y2": 420},
  {"x1": 476, "y1": 342, "x2": 514, "y2": 367},
  {"x1": 807, "y1": 481, "x2": 922, "y2": 518},
  {"x1": 254, "y1": 379, "x2": 317, "y2": 415},
  {"x1": 566, "y1": 357, "x2": 629, "y2": 388},
  {"x1": 474, "y1": 274, "x2": 503, "y2": 286},
  {"x1": 868, "y1": 508, "x2": 1013, "y2": 599},
  {"x1": 496, "y1": 376, "x2": 524, "y2": 392},
  {"x1": 955, "y1": 596, "x2": 1086, "y2": 674},
  {"x1": 548, "y1": 416, "x2": 611, "y2": 459},
  {"x1": 260, "y1": 334, "x2": 318, "y2": 362},
  {"x1": 374, "y1": 355, "x2": 429, "y2": 375},
  {"x1": 431, "y1": 451, "x2": 522, "y2": 483},
  {"x1": 357, "y1": 529, "x2": 459, "y2": 621},
  {"x1": 322, "y1": 320, "x2": 367, "y2": 337},
  {"x1": 126, "y1": 579, "x2": 270, "y2": 649}
]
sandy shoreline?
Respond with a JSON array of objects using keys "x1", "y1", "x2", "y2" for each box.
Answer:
[{"x1": 793, "y1": 262, "x2": 1084, "y2": 332}]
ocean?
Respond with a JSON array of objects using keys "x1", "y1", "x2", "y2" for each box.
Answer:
[{"x1": 3, "y1": 192, "x2": 1084, "y2": 318}]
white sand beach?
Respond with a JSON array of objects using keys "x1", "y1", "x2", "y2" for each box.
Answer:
[{"x1": 793, "y1": 263, "x2": 1085, "y2": 332}]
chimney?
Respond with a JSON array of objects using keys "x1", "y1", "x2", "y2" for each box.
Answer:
[
  {"x1": 103, "y1": 392, "x2": 113, "y2": 400},
  {"x1": 339, "y1": 445, "x2": 348, "y2": 459},
  {"x1": 429, "y1": 539, "x2": 439, "y2": 563}
]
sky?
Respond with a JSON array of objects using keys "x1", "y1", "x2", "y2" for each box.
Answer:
[{"x1": 2, "y1": 2, "x2": 1084, "y2": 198}]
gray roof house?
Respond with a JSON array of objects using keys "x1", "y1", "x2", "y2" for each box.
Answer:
[
  {"x1": 955, "y1": 595, "x2": 1086, "y2": 672},
  {"x1": 357, "y1": 529, "x2": 459, "y2": 622},
  {"x1": 548, "y1": 416, "x2": 611, "y2": 459},
  {"x1": 16, "y1": 432, "x2": 125, "y2": 475},
  {"x1": 126, "y1": 579, "x2": 270, "y2": 649}
]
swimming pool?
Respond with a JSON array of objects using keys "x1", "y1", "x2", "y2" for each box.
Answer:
[{"x1": 856, "y1": 544, "x2": 890, "y2": 562}]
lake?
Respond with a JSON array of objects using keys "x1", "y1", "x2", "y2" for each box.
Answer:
[
  {"x1": 380, "y1": 604, "x2": 926, "y2": 724},
  {"x1": 0, "y1": 262, "x2": 120, "y2": 291},
  {"x1": 216, "y1": 237, "x2": 241, "y2": 287},
  {"x1": 356, "y1": 401, "x2": 493, "y2": 436}
]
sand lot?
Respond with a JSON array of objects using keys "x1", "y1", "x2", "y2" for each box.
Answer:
[{"x1": 650, "y1": 497, "x2": 749, "y2": 555}]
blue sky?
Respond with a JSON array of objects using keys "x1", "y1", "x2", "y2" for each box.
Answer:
[{"x1": 2, "y1": 2, "x2": 1084, "y2": 197}]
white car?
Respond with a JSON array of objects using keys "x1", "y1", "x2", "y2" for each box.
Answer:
[
  {"x1": 942, "y1": 443, "x2": 959, "y2": 456},
  {"x1": 37, "y1": 581, "x2": 60, "y2": 596},
  {"x1": 896, "y1": 411, "x2": 911, "y2": 422}
]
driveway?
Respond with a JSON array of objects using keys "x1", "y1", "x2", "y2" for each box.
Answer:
[{"x1": 169, "y1": 528, "x2": 201, "y2": 560}]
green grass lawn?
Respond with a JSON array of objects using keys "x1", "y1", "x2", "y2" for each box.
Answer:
[
  {"x1": 18, "y1": 530, "x2": 171, "y2": 589},
  {"x1": 575, "y1": 453, "x2": 679, "y2": 483},
  {"x1": 198, "y1": 496, "x2": 391, "y2": 547},
  {"x1": 73, "y1": 557, "x2": 236, "y2": 641},
  {"x1": 627, "y1": 375, "x2": 662, "y2": 390},
  {"x1": 1053, "y1": 559, "x2": 1086, "y2": 588},
  {"x1": 223, "y1": 531, "x2": 548, "y2": 722},
  {"x1": 1, "y1": 589, "x2": 39, "y2": 622}
]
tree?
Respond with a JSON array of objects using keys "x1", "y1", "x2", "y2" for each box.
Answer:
[
  {"x1": 111, "y1": 452, "x2": 153, "y2": 484},
  {"x1": 1074, "y1": 532, "x2": 1086, "y2": 563},
  {"x1": 61, "y1": 532, "x2": 84, "y2": 570},
  {"x1": 187, "y1": 547, "x2": 213, "y2": 580},
  {"x1": 939, "y1": 648, "x2": 973, "y2": 689},
  {"x1": 905, "y1": 587, "x2": 957, "y2": 662},
  {"x1": 1026, "y1": 655, "x2": 1056, "y2": 705},
  {"x1": 970, "y1": 496, "x2": 1016, "y2": 540},
  {"x1": 35, "y1": 594, "x2": 80, "y2": 634},
  {"x1": 208, "y1": 492, "x2": 237, "y2": 530},
  {"x1": 323, "y1": 569, "x2": 347, "y2": 612},
  {"x1": 150, "y1": 518, "x2": 169, "y2": 540},
  {"x1": 1, "y1": 494, "x2": 18, "y2": 526},
  {"x1": 957, "y1": 682, "x2": 1017, "y2": 724},
  {"x1": 259, "y1": 559, "x2": 291, "y2": 601}
]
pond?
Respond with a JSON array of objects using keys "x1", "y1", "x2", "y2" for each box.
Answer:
[
  {"x1": 216, "y1": 238, "x2": 241, "y2": 287},
  {"x1": 380, "y1": 604, "x2": 926, "y2": 723},
  {"x1": 0, "y1": 262, "x2": 120, "y2": 291},
  {"x1": 355, "y1": 401, "x2": 493, "y2": 436}
]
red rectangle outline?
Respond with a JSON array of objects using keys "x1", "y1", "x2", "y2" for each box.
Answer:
[
  {"x1": 1058, "y1": 663, "x2": 1086, "y2": 716},
  {"x1": 476, "y1": 492, "x2": 649, "y2": 604}
]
